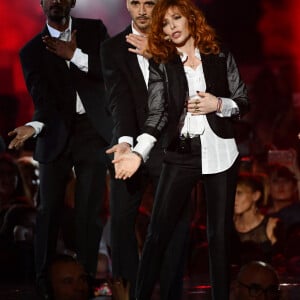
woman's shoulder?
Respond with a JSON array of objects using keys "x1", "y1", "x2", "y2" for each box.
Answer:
[
  {"x1": 267, "y1": 216, "x2": 280, "y2": 230},
  {"x1": 266, "y1": 216, "x2": 286, "y2": 244}
]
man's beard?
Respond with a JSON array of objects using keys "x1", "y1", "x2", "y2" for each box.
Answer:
[
  {"x1": 48, "y1": 6, "x2": 71, "y2": 23},
  {"x1": 48, "y1": 14, "x2": 66, "y2": 23}
]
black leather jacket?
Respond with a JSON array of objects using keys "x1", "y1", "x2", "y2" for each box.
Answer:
[{"x1": 142, "y1": 49, "x2": 250, "y2": 148}]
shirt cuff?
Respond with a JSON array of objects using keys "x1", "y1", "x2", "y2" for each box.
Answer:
[
  {"x1": 118, "y1": 136, "x2": 133, "y2": 147},
  {"x1": 25, "y1": 121, "x2": 44, "y2": 137},
  {"x1": 71, "y1": 48, "x2": 88, "y2": 73},
  {"x1": 133, "y1": 133, "x2": 157, "y2": 162},
  {"x1": 216, "y1": 97, "x2": 239, "y2": 117}
]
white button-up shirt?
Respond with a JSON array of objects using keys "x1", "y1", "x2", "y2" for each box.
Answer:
[{"x1": 134, "y1": 48, "x2": 240, "y2": 174}]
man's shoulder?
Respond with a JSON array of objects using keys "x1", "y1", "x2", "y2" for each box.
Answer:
[
  {"x1": 20, "y1": 32, "x2": 43, "y2": 56},
  {"x1": 102, "y1": 25, "x2": 131, "y2": 48}
]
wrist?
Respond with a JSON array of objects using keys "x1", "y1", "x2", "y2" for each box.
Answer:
[
  {"x1": 121, "y1": 142, "x2": 132, "y2": 148},
  {"x1": 216, "y1": 97, "x2": 222, "y2": 113},
  {"x1": 132, "y1": 150, "x2": 143, "y2": 163}
]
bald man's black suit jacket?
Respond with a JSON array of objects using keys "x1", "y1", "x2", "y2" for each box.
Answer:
[{"x1": 20, "y1": 17, "x2": 112, "y2": 163}]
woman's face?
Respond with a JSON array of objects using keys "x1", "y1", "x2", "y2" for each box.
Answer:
[
  {"x1": 162, "y1": 6, "x2": 190, "y2": 46},
  {"x1": 234, "y1": 184, "x2": 258, "y2": 215},
  {"x1": 269, "y1": 177, "x2": 296, "y2": 201}
]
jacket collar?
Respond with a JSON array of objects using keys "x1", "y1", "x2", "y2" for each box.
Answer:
[
  {"x1": 124, "y1": 25, "x2": 148, "y2": 95},
  {"x1": 46, "y1": 17, "x2": 72, "y2": 38}
]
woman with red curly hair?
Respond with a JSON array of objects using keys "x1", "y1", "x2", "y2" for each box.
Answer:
[{"x1": 109, "y1": 0, "x2": 249, "y2": 299}]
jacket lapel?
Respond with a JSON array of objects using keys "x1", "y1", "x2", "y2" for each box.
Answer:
[
  {"x1": 70, "y1": 17, "x2": 82, "y2": 49},
  {"x1": 123, "y1": 27, "x2": 148, "y2": 97},
  {"x1": 41, "y1": 25, "x2": 70, "y2": 74},
  {"x1": 201, "y1": 53, "x2": 214, "y2": 93},
  {"x1": 166, "y1": 56, "x2": 188, "y2": 115}
]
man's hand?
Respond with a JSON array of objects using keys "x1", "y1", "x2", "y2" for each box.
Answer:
[
  {"x1": 42, "y1": 30, "x2": 77, "y2": 60},
  {"x1": 106, "y1": 143, "x2": 132, "y2": 176},
  {"x1": 126, "y1": 33, "x2": 152, "y2": 59},
  {"x1": 8, "y1": 125, "x2": 35, "y2": 150},
  {"x1": 106, "y1": 142, "x2": 132, "y2": 159},
  {"x1": 112, "y1": 152, "x2": 142, "y2": 180}
]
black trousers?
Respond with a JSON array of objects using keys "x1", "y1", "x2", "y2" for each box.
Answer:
[
  {"x1": 109, "y1": 145, "x2": 190, "y2": 300},
  {"x1": 35, "y1": 114, "x2": 108, "y2": 283},
  {"x1": 136, "y1": 137, "x2": 239, "y2": 300}
]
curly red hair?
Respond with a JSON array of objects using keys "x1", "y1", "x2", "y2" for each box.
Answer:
[{"x1": 148, "y1": 0, "x2": 220, "y2": 63}]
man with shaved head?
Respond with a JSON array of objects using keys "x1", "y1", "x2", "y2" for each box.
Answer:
[{"x1": 233, "y1": 261, "x2": 281, "y2": 300}]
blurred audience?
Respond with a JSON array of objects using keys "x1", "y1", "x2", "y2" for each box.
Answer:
[
  {"x1": 0, "y1": 153, "x2": 30, "y2": 227},
  {"x1": 96, "y1": 216, "x2": 112, "y2": 280},
  {"x1": 265, "y1": 164, "x2": 300, "y2": 230},
  {"x1": 109, "y1": 278, "x2": 130, "y2": 300},
  {"x1": 47, "y1": 254, "x2": 90, "y2": 300},
  {"x1": 0, "y1": 204, "x2": 36, "y2": 281},
  {"x1": 232, "y1": 172, "x2": 285, "y2": 266},
  {"x1": 17, "y1": 156, "x2": 39, "y2": 206},
  {"x1": 284, "y1": 222, "x2": 300, "y2": 277},
  {"x1": 0, "y1": 204, "x2": 36, "y2": 243},
  {"x1": 231, "y1": 260, "x2": 281, "y2": 300},
  {"x1": 0, "y1": 152, "x2": 38, "y2": 283}
]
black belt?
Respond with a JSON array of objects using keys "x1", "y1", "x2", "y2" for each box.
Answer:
[{"x1": 168, "y1": 134, "x2": 200, "y2": 154}]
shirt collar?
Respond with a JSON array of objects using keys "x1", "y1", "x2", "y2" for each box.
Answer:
[
  {"x1": 131, "y1": 21, "x2": 145, "y2": 37},
  {"x1": 46, "y1": 17, "x2": 72, "y2": 38},
  {"x1": 179, "y1": 48, "x2": 201, "y2": 63}
]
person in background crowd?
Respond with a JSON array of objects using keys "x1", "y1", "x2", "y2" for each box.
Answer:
[
  {"x1": 266, "y1": 164, "x2": 300, "y2": 230},
  {"x1": 0, "y1": 153, "x2": 29, "y2": 227},
  {"x1": 232, "y1": 172, "x2": 284, "y2": 265},
  {"x1": 47, "y1": 254, "x2": 89, "y2": 300},
  {"x1": 16, "y1": 156, "x2": 39, "y2": 207},
  {"x1": 231, "y1": 260, "x2": 281, "y2": 300}
]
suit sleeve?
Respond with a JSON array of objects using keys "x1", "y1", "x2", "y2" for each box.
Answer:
[
  {"x1": 19, "y1": 40, "x2": 73, "y2": 155},
  {"x1": 226, "y1": 51, "x2": 250, "y2": 117},
  {"x1": 19, "y1": 41, "x2": 65, "y2": 125},
  {"x1": 142, "y1": 61, "x2": 168, "y2": 139}
]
